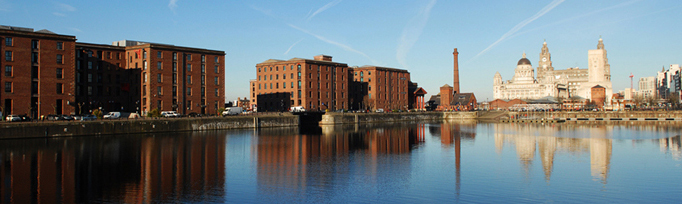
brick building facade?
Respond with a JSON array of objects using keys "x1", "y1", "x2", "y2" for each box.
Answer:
[
  {"x1": 1, "y1": 25, "x2": 226, "y2": 118},
  {"x1": 1, "y1": 26, "x2": 76, "y2": 118},
  {"x1": 252, "y1": 55, "x2": 350, "y2": 112},
  {"x1": 350, "y1": 66, "x2": 411, "y2": 111},
  {"x1": 75, "y1": 43, "x2": 135, "y2": 114},
  {"x1": 121, "y1": 41, "x2": 225, "y2": 115}
]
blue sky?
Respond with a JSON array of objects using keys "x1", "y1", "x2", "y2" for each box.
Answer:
[{"x1": 2, "y1": 0, "x2": 681, "y2": 102}]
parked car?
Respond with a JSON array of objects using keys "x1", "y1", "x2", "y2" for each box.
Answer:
[
  {"x1": 74, "y1": 114, "x2": 97, "y2": 121},
  {"x1": 161, "y1": 111, "x2": 181, "y2": 118},
  {"x1": 5, "y1": 115, "x2": 22, "y2": 122},
  {"x1": 46, "y1": 114, "x2": 62, "y2": 121},
  {"x1": 375, "y1": 108, "x2": 385, "y2": 113},
  {"x1": 18, "y1": 114, "x2": 31, "y2": 121},
  {"x1": 60, "y1": 115, "x2": 74, "y2": 121},
  {"x1": 187, "y1": 112, "x2": 204, "y2": 117}
]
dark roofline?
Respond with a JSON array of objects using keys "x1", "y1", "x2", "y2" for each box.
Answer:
[
  {"x1": 76, "y1": 42, "x2": 125, "y2": 50},
  {"x1": 0, "y1": 26, "x2": 76, "y2": 41},
  {"x1": 353, "y1": 66, "x2": 409, "y2": 73},
  {"x1": 126, "y1": 43, "x2": 225, "y2": 55},
  {"x1": 257, "y1": 57, "x2": 348, "y2": 67}
]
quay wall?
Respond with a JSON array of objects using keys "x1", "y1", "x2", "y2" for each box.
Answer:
[
  {"x1": 0, "y1": 115, "x2": 298, "y2": 139},
  {"x1": 509, "y1": 111, "x2": 682, "y2": 119},
  {"x1": 320, "y1": 112, "x2": 478, "y2": 125}
]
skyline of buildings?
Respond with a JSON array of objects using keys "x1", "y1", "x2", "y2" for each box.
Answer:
[
  {"x1": 250, "y1": 54, "x2": 420, "y2": 112},
  {"x1": 1, "y1": 25, "x2": 225, "y2": 117},
  {"x1": 493, "y1": 38, "x2": 613, "y2": 103}
]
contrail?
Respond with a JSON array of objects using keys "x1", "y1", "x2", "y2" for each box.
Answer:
[
  {"x1": 473, "y1": 0, "x2": 565, "y2": 59},
  {"x1": 508, "y1": 0, "x2": 640, "y2": 39},
  {"x1": 284, "y1": 39, "x2": 304, "y2": 55},
  {"x1": 288, "y1": 23, "x2": 377, "y2": 64},
  {"x1": 396, "y1": 0, "x2": 437, "y2": 69},
  {"x1": 307, "y1": 0, "x2": 342, "y2": 22}
]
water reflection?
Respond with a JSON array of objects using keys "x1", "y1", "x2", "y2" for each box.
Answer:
[
  {"x1": 254, "y1": 123, "x2": 426, "y2": 201},
  {"x1": 493, "y1": 122, "x2": 682, "y2": 183},
  {"x1": 427, "y1": 120, "x2": 477, "y2": 197},
  {"x1": 1, "y1": 121, "x2": 682, "y2": 203},
  {"x1": 0, "y1": 131, "x2": 226, "y2": 203}
]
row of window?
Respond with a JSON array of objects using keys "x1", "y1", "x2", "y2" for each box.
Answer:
[
  {"x1": 259, "y1": 65, "x2": 302, "y2": 73},
  {"x1": 131, "y1": 50, "x2": 220, "y2": 63},
  {"x1": 256, "y1": 81, "x2": 344, "y2": 91},
  {"x1": 142, "y1": 72, "x2": 220, "y2": 86},
  {"x1": 256, "y1": 90, "x2": 346, "y2": 100},
  {"x1": 145, "y1": 61, "x2": 220, "y2": 74},
  {"x1": 4, "y1": 65, "x2": 64, "y2": 79},
  {"x1": 3, "y1": 37, "x2": 64, "y2": 50},
  {"x1": 5, "y1": 51, "x2": 67, "y2": 65},
  {"x1": 142, "y1": 86, "x2": 219, "y2": 97},
  {"x1": 4, "y1": 82, "x2": 65, "y2": 94}
]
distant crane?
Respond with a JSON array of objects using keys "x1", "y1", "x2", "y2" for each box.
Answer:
[{"x1": 630, "y1": 73, "x2": 634, "y2": 90}]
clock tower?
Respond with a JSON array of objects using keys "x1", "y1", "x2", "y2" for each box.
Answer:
[{"x1": 537, "y1": 40, "x2": 553, "y2": 83}]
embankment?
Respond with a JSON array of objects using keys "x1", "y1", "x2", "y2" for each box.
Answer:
[
  {"x1": 0, "y1": 114, "x2": 298, "y2": 139},
  {"x1": 320, "y1": 111, "x2": 478, "y2": 125}
]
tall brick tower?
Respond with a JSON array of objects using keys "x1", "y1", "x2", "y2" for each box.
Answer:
[{"x1": 453, "y1": 48, "x2": 460, "y2": 94}]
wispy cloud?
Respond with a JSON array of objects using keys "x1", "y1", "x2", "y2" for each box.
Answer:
[
  {"x1": 53, "y1": 2, "x2": 76, "y2": 16},
  {"x1": 508, "y1": 0, "x2": 640, "y2": 39},
  {"x1": 69, "y1": 27, "x2": 82, "y2": 32},
  {"x1": 284, "y1": 39, "x2": 304, "y2": 55},
  {"x1": 396, "y1": 0, "x2": 437, "y2": 69},
  {"x1": 250, "y1": 4, "x2": 274, "y2": 17},
  {"x1": 473, "y1": 0, "x2": 564, "y2": 59},
  {"x1": 169, "y1": 0, "x2": 179, "y2": 14},
  {"x1": 288, "y1": 23, "x2": 376, "y2": 64},
  {"x1": 307, "y1": 0, "x2": 342, "y2": 22},
  {"x1": 56, "y1": 3, "x2": 76, "y2": 12}
]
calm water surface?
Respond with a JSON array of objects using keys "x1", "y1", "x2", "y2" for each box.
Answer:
[{"x1": 1, "y1": 121, "x2": 682, "y2": 203}]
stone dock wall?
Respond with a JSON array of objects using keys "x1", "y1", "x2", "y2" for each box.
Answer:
[
  {"x1": 509, "y1": 111, "x2": 682, "y2": 120},
  {"x1": 319, "y1": 112, "x2": 478, "y2": 125},
  {"x1": 0, "y1": 115, "x2": 298, "y2": 139}
]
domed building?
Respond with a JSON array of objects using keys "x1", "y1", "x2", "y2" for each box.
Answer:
[
  {"x1": 493, "y1": 39, "x2": 612, "y2": 103},
  {"x1": 493, "y1": 52, "x2": 565, "y2": 100}
]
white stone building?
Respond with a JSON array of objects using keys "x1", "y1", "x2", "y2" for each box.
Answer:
[
  {"x1": 494, "y1": 38, "x2": 613, "y2": 102},
  {"x1": 638, "y1": 76, "x2": 656, "y2": 99}
]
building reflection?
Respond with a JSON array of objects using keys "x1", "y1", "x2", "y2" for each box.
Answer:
[
  {"x1": 431, "y1": 120, "x2": 477, "y2": 196},
  {"x1": 494, "y1": 123, "x2": 611, "y2": 183},
  {"x1": 493, "y1": 122, "x2": 682, "y2": 184},
  {"x1": 659, "y1": 135, "x2": 682, "y2": 160},
  {"x1": 0, "y1": 131, "x2": 226, "y2": 203},
  {"x1": 255, "y1": 123, "x2": 426, "y2": 195}
]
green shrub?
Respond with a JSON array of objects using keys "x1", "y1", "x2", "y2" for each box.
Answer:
[
  {"x1": 147, "y1": 108, "x2": 161, "y2": 117},
  {"x1": 92, "y1": 109, "x2": 103, "y2": 119}
]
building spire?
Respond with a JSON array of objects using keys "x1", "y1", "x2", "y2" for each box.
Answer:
[
  {"x1": 597, "y1": 36, "x2": 604, "y2": 49},
  {"x1": 522, "y1": 51, "x2": 526, "y2": 58}
]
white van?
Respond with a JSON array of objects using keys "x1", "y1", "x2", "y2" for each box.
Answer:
[
  {"x1": 290, "y1": 106, "x2": 306, "y2": 112},
  {"x1": 222, "y1": 107, "x2": 243, "y2": 116},
  {"x1": 161, "y1": 111, "x2": 180, "y2": 117},
  {"x1": 103, "y1": 112, "x2": 121, "y2": 119}
]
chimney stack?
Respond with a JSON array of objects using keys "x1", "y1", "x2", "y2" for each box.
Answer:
[{"x1": 453, "y1": 48, "x2": 460, "y2": 94}]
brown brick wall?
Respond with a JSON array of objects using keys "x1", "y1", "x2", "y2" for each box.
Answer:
[
  {"x1": 129, "y1": 45, "x2": 224, "y2": 115},
  {"x1": 1, "y1": 30, "x2": 76, "y2": 117},
  {"x1": 254, "y1": 58, "x2": 349, "y2": 112},
  {"x1": 351, "y1": 67, "x2": 410, "y2": 111}
]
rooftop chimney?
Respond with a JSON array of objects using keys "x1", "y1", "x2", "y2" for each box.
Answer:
[{"x1": 314, "y1": 55, "x2": 332, "y2": 61}]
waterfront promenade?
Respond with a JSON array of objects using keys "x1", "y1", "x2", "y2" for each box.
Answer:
[{"x1": 2, "y1": 110, "x2": 681, "y2": 139}]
